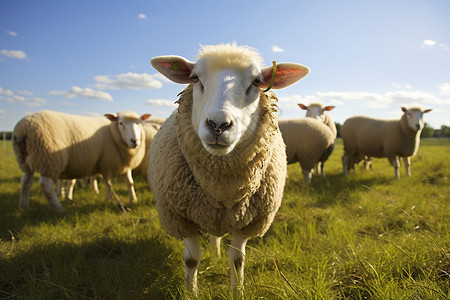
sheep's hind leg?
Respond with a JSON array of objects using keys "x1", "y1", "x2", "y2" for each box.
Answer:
[
  {"x1": 39, "y1": 176, "x2": 64, "y2": 212},
  {"x1": 19, "y1": 172, "x2": 34, "y2": 209},
  {"x1": 389, "y1": 156, "x2": 400, "y2": 179},
  {"x1": 184, "y1": 236, "x2": 201, "y2": 295},
  {"x1": 229, "y1": 232, "x2": 249, "y2": 290},
  {"x1": 342, "y1": 154, "x2": 349, "y2": 175},
  {"x1": 210, "y1": 235, "x2": 221, "y2": 256},
  {"x1": 302, "y1": 169, "x2": 312, "y2": 185},
  {"x1": 66, "y1": 179, "x2": 76, "y2": 200}
]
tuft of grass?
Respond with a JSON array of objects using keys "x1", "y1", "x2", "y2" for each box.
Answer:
[{"x1": 1, "y1": 138, "x2": 449, "y2": 299}]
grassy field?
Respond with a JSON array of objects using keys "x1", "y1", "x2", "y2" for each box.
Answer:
[{"x1": 0, "y1": 138, "x2": 449, "y2": 299}]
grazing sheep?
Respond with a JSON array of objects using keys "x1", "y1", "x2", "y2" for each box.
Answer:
[
  {"x1": 279, "y1": 118, "x2": 335, "y2": 184},
  {"x1": 12, "y1": 110, "x2": 150, "y2": 212},
  {"x1": 341, "y1": 107, "x2": 431, "y2": 178},
  {"x1": 298, "y1": 102, "x2": 337, "y2": 177},
  {"x1": 148, "y1": 43, "x2": 309, "y2": 293}
]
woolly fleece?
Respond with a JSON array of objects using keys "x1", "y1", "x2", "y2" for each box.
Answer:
[
  {"x1": 148, "y1": 84, "x2": 287, "y2": 239},
  {"x1": 13, "y1": 110, "x2": 146, "y2": 181},
  {"x1": 342, "y1": 113, "x2": 422, "y2": 160},
  {"x1": 279, "y1": 118, "x2": 335, "y2": 171}
]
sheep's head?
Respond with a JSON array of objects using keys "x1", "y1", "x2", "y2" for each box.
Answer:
[
  {"x1": 151, "y1": 43, "x2": 309, "y2": 156},
  {"x1": 298, "y1": 103, "x2": 335, "y2": 122},
  {"x1": 105, "y1": 111, "x2": 151, "y2": 148},
  {"x1": 401, "y1": 107, "x2": 432, "y2": 132}
]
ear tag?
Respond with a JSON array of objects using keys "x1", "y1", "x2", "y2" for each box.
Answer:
[
  {"x1": 263, "y1": 60, "x2": 277, "y2": 92},
  {"x1": 172, "y1": 61, "x2": 180, "y2": 73}
]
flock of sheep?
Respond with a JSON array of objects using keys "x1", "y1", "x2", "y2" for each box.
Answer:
[{"x1": 11, "y1": 43, "x2": 431, "y2": 294}]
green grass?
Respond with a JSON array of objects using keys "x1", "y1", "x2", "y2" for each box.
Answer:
[{"x1": 1, "y1": 138, "x2": 449, "y2": 299}]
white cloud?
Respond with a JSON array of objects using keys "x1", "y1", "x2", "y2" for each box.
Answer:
[
  {"x1": 421, "y1": 39, "x2": 436, "y2": 47},
  {"x1": 0, "y1": 87, "x2": 13, "y2": 96},
  {"x1": 278, "y1": 89, "x2": 450, "y2": 113},
  {"x1": 6, "y1": 31, "x2": 17, "y2": 36},
  {"x1": 439, "y1": 83, "x2": 450, "y2": 96},
  {"x1": 93, "y1": 72, "x2": 163, "y2": 90},
  {"x1": 50, "y1": 86, "x2": 113, "y2": 101},
  {"x1": 0, "y1": 49, "x2": 27, "y2": 59},
  {"x1": 24, "y1": 97, "x2": 46, "y2": 107},
  {"x1": 439, "y1": 43, "x2": 450, "y2": 51},
  {"x1": 145, "y1": 99, "x2": 177, "y2": 108},
  {"x1": 18, "y1": 90, "x2": 34, "y2": 96},
  {"x1": 138, "y1": 13, "x2": 147, "y2": 19},
  {"x1": 271, "y1": 45, "x2": 284, "y2": 53},
  {"x1": 0, "y1": 88, "x2": 46, "y2": 106}
]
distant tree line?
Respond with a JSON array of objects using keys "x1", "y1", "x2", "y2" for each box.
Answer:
[{"x1": 334, "y1": 123, "x2": 450, "y2": 138}]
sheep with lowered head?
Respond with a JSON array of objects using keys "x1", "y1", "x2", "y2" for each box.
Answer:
[
  {"x1": 148, "y1": 43, "x2": 309, "y2": 293},
  {"x1": 12, "y1": 110, "x2": 150, "y2": 212},
  {"x1": 279, "y1": 118, "x2": 335, "y2": 184},
  {"x1": 341, "y1": 107, "x2": 431, "y2": 178}
]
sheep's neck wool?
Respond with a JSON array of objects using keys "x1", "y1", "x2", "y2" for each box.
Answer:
[{"x1": 176, "y1": 84, "x2": 280, "y2": 209}]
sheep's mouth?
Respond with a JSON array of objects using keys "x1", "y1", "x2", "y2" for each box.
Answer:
[{"x1": 202, "y1": 142, "x2": 233, "y2": 156}]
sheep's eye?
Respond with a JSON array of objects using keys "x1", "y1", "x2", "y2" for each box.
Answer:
[
  {"x1": 191, "y1": 75, "x2": 199, "y2": 83},
  {"x1": 252, "y1": 78, "x2": 262, "y2": 86}
]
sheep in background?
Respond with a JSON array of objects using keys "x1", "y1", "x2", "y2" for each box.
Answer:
[
  {"x1": 279, "y1": 118, "x2": 335, "y2": 184},
  {"x1": 298, "y1": 102, "x2": 337, "y2": 177},
  {"x1": 148, "y1": 43, "x2": 309, "y2": 293},
  {"x1": 12, "y1": 110, "x2": 150, "y2": 212},
  {"x1": 132, "y1": 118, "x2": 165, "y2": 181},
  {"x1": 341, "y1": 107, "x2": 431, "y2": 178}
]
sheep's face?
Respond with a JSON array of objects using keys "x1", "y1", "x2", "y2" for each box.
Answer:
[
  {"x1": 299, "y1": 103, "x2": 335, "y2": 123},
  {"x1": 105, "y1": 112, "x2": 151, "y2": 149},
  {"x1": 190, "y1": 58, "x2": 262, "y2": 156},
  {"x1": 150, "y1": 44, "x2": 311, "y2": 156},
  {"x1": 402, "y1": 107, "x2": 432, "y2": 132}
]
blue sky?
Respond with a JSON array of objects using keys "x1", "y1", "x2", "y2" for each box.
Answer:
[{"x1": 1, "y1": 0, "x2": 449, "y2": 131}]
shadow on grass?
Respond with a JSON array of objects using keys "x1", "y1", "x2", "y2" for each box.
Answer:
[{"x1": 0, "y1": 235, "x2": 182, "y2": 299}]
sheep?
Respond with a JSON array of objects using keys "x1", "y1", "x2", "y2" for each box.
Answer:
[
  {"x1": 12, "y1": 110, "x2": 151, "y2": 212},
  {"x1": 341, "y1": 107, "x2": 432, "y2": 178},
  {"x1": 147, "y1": 43, "x2": 309, "y2": 293},
  {"x1": 279, "y1": 118, "x2": 335, "y2": 184},
  {"x1": 298, "y1": 102, "x2": 337, "y2": 177},
  {"x1": 132, "y1": 118, "x2": 164, "y2": 181}
]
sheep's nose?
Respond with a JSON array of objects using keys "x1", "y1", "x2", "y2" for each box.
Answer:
[
  {"x1": 207, "y1": 119, "x2": 232, "y2": 137},
  {"x1": 130, "y1": 138, "x2": 138, "y2": 148}
]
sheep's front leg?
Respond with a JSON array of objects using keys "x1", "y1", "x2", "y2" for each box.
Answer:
[
  {"x1": 39, "y1": 176, "x2": 64, "y2": 212},
  {"x1": 184, "y1": 236, "x2": 201, "y2": 294},
  {"x1": 19, "y1": 172, "x2": 34, "y2": 209},
  {"x1": 229, "y1": 232, "x2": 249, "y2": 289},
  {"x1": 403, "y1": 157, "x2": 411, "y2": 176},
  {"x1": 125, "y1": 169, "x2": 137, "y2": 204}
]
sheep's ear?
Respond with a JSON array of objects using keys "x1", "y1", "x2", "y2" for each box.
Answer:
[
  {"x1": 105, "y1": 113, "x2": 118, "y2": 121},
  {"x1": 324, "y1": 106, "x2": 335, "y2": 111},
  {"x1": 424, "y1": 109, "x2": 432, "y2": 113},
  {"x1": 260, "y1": 63, "x2": 310, "y2": 90},
  {"x1": 298, "y1": 104, "x2": 308, "y2": 110},
  {"x1": 401, "y1": 107, "x2": 407, "y2": 113},
  {"x1": 141, "y1": 114, "x2": 151, "y2": 121},
  {"x1": 151, "y1": 55, "x2": 195, "y2": 84}
]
